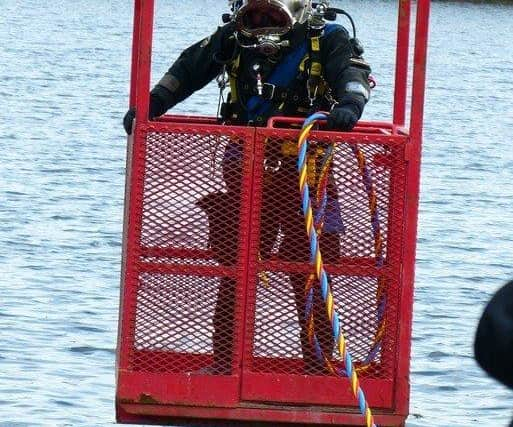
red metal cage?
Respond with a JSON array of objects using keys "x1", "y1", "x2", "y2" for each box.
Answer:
[{"x1": 116, "y1": 1, "x2": 430, "y2": 426}]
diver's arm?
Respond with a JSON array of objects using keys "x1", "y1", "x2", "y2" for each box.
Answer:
[
  {"x1": 149, "y1": 22, "x2": 237, "y2": 118},
  {"x1": 322, "y1": 26, "x2": 371, "y2": 129},
  {"x1": 123, "y1": 23, "x2": 236, "y2": 134}
]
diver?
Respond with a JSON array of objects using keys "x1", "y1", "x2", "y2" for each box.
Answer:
[{"x1": 123, "y1": 0, "x2": 372, "y2": 375}]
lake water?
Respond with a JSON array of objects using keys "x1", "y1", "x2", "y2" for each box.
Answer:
[{"x1": 1, "y1": 1, "x2": 513, "y2": 426}]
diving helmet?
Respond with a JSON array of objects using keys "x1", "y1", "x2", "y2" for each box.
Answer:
[{"x1": 229, "y1": 0, "x2": 313, "y2": 39}]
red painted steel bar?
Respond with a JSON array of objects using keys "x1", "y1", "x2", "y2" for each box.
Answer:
[
  {"x1": 227, "y1": 128, "x2": 256, "y2": 377},
  {"x1": 128, "y1": 0, "x2": 142, "y2": 108},
  {"x1": 393, "y1": 0, "x2": 411, "y2": 126},
  {"x1": 116, "y1": 0, "x2": 144, "y2": 370},
  {"x1": 118, "y1": 403, "x2": 408, "y2": 427},
  {"x1": 239, "y1": 128, "x2": 265, "y2": 409},
  {"x1": 117, "y1": 0, "x2": 155, "y2": 383},
  {"x1": 394, "y1": 0, "x2": 431, "y2": 416},
  {"x1": 410, "y1": 0, "x2": 431, "y2": 141},
  {"x1": 146, "y1": 119, "x2": 409, "y2": 146},
  {"x1": 133, "y1": 0, "x2": 154, "y2": 129}
]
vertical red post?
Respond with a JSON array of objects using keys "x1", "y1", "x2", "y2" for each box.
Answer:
[
  {"x1": 395, "y1": 0, "x2": 431, "y2": 415},
  {"x1": 117, "y1": 0, "x2": 155, "y2": 377},
  {"x1": 128, "y1": 0, "x2": 142, "y2": 108},
  {"x1": 393, "y1": 0, "x2": 411, "y2": 127},
  {"x1": 410, "y1": 0, "x2": 431, "y2": 141},
  {"x1": 133, "y1": 0, "x2": 154, "y2": 128}
]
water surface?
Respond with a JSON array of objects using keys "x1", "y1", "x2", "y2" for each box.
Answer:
[{"x1": 1, "y1": 1, "x2": 512, "y2": 426}]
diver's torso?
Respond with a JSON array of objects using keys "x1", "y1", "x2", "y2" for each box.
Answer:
[{"x1": 223, "y1": 25, "x2": 333, "y2": 125}]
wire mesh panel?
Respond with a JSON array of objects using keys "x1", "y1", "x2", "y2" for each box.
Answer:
[
  {"x1": 118, "y1": 124, "x2": 256, "y2": 394},
  {"x1": 240, "y1": 128, "x2": 407, "y2": 407},
  {"x1": 132, "y1": 272, "x2": 220, "y2": 373},
  {"x1": 117, "y1": 120, "x2": 412, "y2": 421}
]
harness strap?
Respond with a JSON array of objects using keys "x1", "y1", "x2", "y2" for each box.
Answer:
[
  {"x1": 228, "y1": 54, "x2": 241, "y2": 98},
  {"x1": 307, "y1": 31, "x2": 323, "y2": 104},
  {"x1": 224, "y1": 24, "x2": 340, "y2": 122},
  {"x1": 260, "y1": 82, "x2": 311, "y2": 104}
]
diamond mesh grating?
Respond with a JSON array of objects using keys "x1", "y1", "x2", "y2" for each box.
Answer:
[
  {"x1": 250, "y1": 274, "x2": 397, "y2": 377},
  {"x1": 246, "y1": 136, "x2": 405, "y2": 380},
  {"x1": 124, "y1": 128, "x2": 407, "y2": 382},
  {"x1": 128, "y1": 130, "x2": 251, "y2": 375},
  {"x1": 141, "y1": 132, "x2": 233, "y2": 251},
  {"x1": 132, "y1": 272, "x2": 218, "y2": 372}
]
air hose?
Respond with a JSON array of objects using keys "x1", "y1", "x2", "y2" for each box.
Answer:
[{"x1": 297, "y1": 112, "x2": 380, "y2": 427}]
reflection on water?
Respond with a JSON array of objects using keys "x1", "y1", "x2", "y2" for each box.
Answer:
[{"x1": 0, "y1": 0, "x2": 512, "y2": 426}]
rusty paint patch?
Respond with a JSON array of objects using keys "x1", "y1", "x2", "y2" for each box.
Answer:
[{"x1": 138, "y1": 393, "x2": 160, "y2": 404}]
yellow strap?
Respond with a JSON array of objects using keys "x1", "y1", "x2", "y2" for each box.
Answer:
[
  {"x1": 311, "y1": 36, "x2": 320, "y2": 52},
  {"x1": 310, "y1": 36, "x2": 322, "y2": 77},
  {"x1": 228, "y1": 54, "x2": 241, "y2": 102},
  {"x1": 299, "y1": 55, "x2": 308, "y2": 72},
  {"x1": 310, "y1": 62, "x2": 322, "y2": 77}
]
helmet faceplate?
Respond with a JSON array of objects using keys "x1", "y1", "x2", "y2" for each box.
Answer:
[{"x1": 233, "y1": 0, "x2": 312, "y2": 38}]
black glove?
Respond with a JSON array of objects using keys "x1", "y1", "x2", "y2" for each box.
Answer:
[
  {"x1": 123, "y1": 108, "x2": 136, "y2": 135},
  {"x1": 327, "y1": 103, "x2": 360, "y2": 131},
  {"x1": 122, "y1": 85, "x2": 176, "y2": 135}
]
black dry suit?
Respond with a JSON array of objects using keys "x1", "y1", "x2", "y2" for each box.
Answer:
[
  {"x1": 149, "y1": 21, "x2": 371, "y2": 375},
  {"x1": 150, "y1": 21, "x2": 370, "y2": 124}
]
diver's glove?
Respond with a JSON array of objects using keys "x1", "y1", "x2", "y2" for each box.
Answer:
[
  {"x1": 123, "y1": 108, "x2": 136, "y2": 135},
  {"x1": 327, "y1": 104, "x2": 359, "y2": 131},
  {"x1": 327, "y1": 93, "x2": 366, "y2": 132},
  {"x1": 122, "y1": 85, "x2": 176, "y2": 135}
]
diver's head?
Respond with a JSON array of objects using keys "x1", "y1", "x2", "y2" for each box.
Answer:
[{"x1": 229, "y1": 0, "x2": 313, "y2": 55}]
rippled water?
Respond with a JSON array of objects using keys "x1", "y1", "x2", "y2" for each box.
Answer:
[{"x1": 1, "y1": 1, "x2": 513, "y2": 426}]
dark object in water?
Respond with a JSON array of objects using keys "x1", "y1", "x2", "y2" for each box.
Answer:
[{"x1": 474, "y1": 279, "x2": 513, "y2": 390}]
